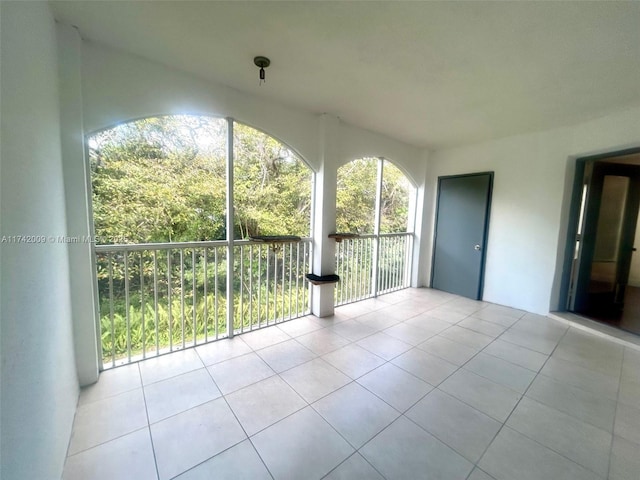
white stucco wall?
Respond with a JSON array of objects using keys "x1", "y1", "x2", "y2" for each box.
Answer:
[
  {"x1": 427, "y1": 107, "x2": 640, "y2": 314},
  {"x1": 0, "y1": 3, "x2": 79, "y2": 479}
]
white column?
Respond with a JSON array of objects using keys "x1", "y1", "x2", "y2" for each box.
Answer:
[
  {"x1": 412, "y1": 148, "x2": 432, "y2": 287},
  {"x1": 226, "y1": 118, "x2": 235, "y2": 336},
  {"x1": 311, "y1": 115, "x2": 339, "y2": 317},
  {"x1": 58, "y1": 23, "x2": 99, "y2": 385}
]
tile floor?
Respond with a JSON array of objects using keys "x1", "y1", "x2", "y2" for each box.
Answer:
[{"x1": 62, "y1": 288, "x2": 640, "y2": 480}]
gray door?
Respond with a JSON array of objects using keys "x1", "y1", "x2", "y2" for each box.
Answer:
[{"x1": 431, "y1": 172, "x2": 493, "y2": 300}]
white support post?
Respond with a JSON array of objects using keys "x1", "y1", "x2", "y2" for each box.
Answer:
[
  {"x1": 58, "y1": 23, "x2": 99, "y2": 385},
  {"x1": 371, "y1": 158, "x2": 384, "y2": 297},
  {"x1": 311, "y1": 115, "x2": 339, "y2": 317},
  {"x1": 412, "y1": 149, "x2": 431, "y2": 287},
  {"x1": 226, "y1": 118, "x2": 235, "y2": 336}
]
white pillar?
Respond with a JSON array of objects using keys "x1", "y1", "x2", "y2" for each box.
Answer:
[
  {"x1": 311, "y1": 115, "x2": 339, "y2": 316},
  {"x1": 413, "y1": 148, "x2": 433, "y2": 287},
  {"x1": 58, "y1": 23, "x2": 100, "y2": 385},
  {"x1": 226, "y1": 118, "x2": 235, "y2": 336}
]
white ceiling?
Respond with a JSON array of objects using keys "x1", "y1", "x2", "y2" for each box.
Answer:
[{"x1": 50, "y1": 1, "x2": 640, "y2": 150}]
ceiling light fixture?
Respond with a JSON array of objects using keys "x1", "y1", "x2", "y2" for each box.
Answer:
[{"x1": 253, "y1": 56, "x2": 270, "y2": 85}]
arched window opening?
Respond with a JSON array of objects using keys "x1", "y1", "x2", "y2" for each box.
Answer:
[
  {"x1": 335, "y1": 157, "x2": 415, "y2": 305},
  {"x1": 336, "y1": 157, "x2": 412, "y2": 234},
  {"x1": 88, "y1": 116, "x2": 313, "y2": 368}
]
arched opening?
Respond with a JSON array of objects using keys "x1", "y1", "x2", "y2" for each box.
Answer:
[
  {"x1": 233, "y1": 123, "x2": 312, "y2": 238},
  {"x1": 335, "y1": 157, "x2": 415, "y2": 305},
  {"x1": 88, "y1": 115, "x2": 313, "y2": 368}
]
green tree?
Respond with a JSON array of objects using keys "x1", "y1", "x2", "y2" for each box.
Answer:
[
  {"x1": 336, "y1": 158, "x2": 411, "y2": 234},
  {"x1": 90, "y1": 116, "x2": 228, "y2": 243},
  {"x1": 336, "y1": 158, "x2": 378, "y2": 233},
  {"x1": 381, "y1": 161, "x2": 411, "y2": 233},
  {"x1": 90, "y1": 116, "x2": 312, "y2": 244},
  {"x1": 233, "y1": 124, "x2": 312, "y2": 238}
]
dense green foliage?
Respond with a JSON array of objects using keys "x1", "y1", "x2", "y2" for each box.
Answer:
[
  {"x1": 91, "y1": 116, "x2": 228, "y2": 243},
  {"x1": 336, "y1": 158, "x2": 411, "y2": 234},
  {"x1": 90, "y1": 116, "x2": 312, "y2": 244}
]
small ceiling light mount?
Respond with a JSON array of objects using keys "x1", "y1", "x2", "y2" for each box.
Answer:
[{"x1": 253, "y1": 56, "x2": 270, "y2": 85}]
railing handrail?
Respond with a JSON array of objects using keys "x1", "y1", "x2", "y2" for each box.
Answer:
[
  {"x1": 95, "y1": 237, "x2": 313, "y2": 253},
  {"x1": 379, "y1": 232, "x2": 413, "y2": 238},
  {"x1": 336, "y1": 232, "x2": 413, "y2": 240}
]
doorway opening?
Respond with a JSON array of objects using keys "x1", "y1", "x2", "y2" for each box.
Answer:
[{"x1": 565, "y1": 149, "x2": 640, "y2": 335}]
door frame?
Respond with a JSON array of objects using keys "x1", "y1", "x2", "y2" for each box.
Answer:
[
  {"x1": 430, "y1": 171, "x2": 494, "y2": 300},
  {"x1": 560, "y1": 147, "x2": 640, "y2": 312}
]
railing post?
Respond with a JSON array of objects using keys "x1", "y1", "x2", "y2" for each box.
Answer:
[
  {"x1": 371, "y1": 158, "x2": 384, "y2": 297},
  {"x1": 226, "y1": 118, "x2": 235, "y2": 337},
  {"x1": 311, "y1": 115, "x2": 339, "y2": 317}
]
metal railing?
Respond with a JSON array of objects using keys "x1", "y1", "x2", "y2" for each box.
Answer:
[
  {"x1": 335, "y1": 232, "x2": 413, "y2": 306},
  {"x1": 95, "y1": 238, "x2": 311, "y2": 368}
]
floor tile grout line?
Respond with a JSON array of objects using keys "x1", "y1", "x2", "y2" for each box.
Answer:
[
  {"x1": 465, "y1": 323, "x2": 568, "y2": 467},
  {"x1": 397, "y1": 315, "x2": 537, "y2": 444},
  {"x1": 195, "y1": 354, "x2": 278, "y2": 480},
  {"x1": 399, "y1": 410, "x2": 479, "y2": 470},
  {"x1": 254, "y1": 324, "x2": 420, "y2": 460},
  {"x1": 532, "y1": 328, "x2": 626, "y2": 399},
  {"x1": 318, "y1": 451, "x2": 388, "y2": 480},
  {"x1": 521, "y1": 373, "x2": 619, "y2": 434},
  {"x1": 63, "y1": 425, "x2": 153, "y2": 467},
  {"x1": 607, "y1": 345, "x2": 628, "y2": 480},
  {"x1": 306, "y1": 381, "x2": 384, "y2": 453},
  {"x1": 138, "y1": 361, "x2": 162, "y2": 480},
  {"x1": 66, "y1": 397, "x2": 151, "y2": 457},
  {"x1": 471, "y1": 326, "x2": 614, "y2": 479},
  {"x1": 354, "y1": 369, "x2": 436, "y2": 415},
  {"x1": 76, "y1": 367, "x2": 145, "y2": 407},
  {"x1": 491, "y1": 331, "x2": 560, "y2": 357},
  {"x1": 465, "y1": 466, "x2": 497, "y2": 480}
]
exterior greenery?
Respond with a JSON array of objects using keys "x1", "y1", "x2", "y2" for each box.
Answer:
[
  {"x1": 90, "y1": 116, "x2": 312, "y2": 244},
  {"x1": 336, "y1": 157, "x2": 411, "y2": 234}
]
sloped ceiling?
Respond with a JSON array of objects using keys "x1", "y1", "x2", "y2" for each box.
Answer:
[{"x1": 50, "y1": 1, "x2": 640, "y2": 149}]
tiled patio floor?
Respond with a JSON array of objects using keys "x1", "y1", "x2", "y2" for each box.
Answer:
[{"x1": 63, "y1": 288, "x2": 640, "y2": 480}]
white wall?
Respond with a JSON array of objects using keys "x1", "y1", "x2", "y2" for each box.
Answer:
[
  {"x1": 427, "y1": 107, "x2": 640, "y2": 314},
  {"x1": 0, "y1": 3, "x2": 79, "y2": 479}
]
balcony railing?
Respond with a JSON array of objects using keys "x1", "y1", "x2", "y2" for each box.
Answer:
[
  {"x1": 95, "y1": 239, "x2": 312, "y2": 368},
  {"x1": 335, "y1": 232, "x2": 413, "y2": 306}
]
